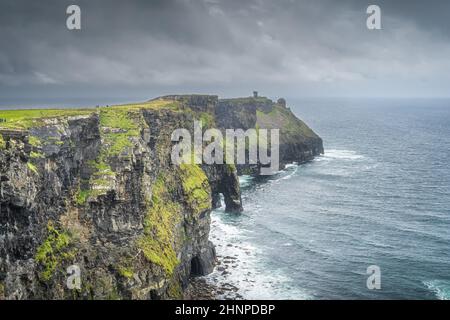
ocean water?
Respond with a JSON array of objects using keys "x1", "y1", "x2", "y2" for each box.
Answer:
[{"x1": 207, "y1": 98, "x2": 450, "y2": 300}]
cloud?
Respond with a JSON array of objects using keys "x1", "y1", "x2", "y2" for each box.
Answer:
[{"x1": 0, "y1": 0, "x2": 450, "y2": 99}]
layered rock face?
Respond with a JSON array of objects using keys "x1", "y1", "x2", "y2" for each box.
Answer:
[
  {"x1": 216, "y1": 97, "x2": 324, "y2": 175},
  {"x1": 0, "y1": 95, "x2": 323, "y2": 300}
]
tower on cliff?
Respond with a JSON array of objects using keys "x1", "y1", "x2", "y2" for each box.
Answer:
[
  {"x1": 277, "y1": 98, "x2": 286, "y2": 108},
  {"x1": 253, "y1": 91, "x2": 258, "y2": 98}
]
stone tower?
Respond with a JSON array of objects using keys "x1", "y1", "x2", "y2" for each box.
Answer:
[{"x1": 277, "y1": 98, "x2": 286, "y2": 108}]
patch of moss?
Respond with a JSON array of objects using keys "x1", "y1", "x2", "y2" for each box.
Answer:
[
  {"x1": 75, "y1": 177, "x2": 113, "y2": 205},
  {"x1": 89, "y1": 177, "x2": 113, "y2": 196},
  {"x1": 240, "y1": 166, "x2": 255, "y2": 175},
  {"x1": 76, "y1": 156, "x2": 117, "y2": 207},
  {"x1": 167, "y1": 279, "x2": 183, "y2": 299},
  {"x1": 199, "y1": 112, "x2": 215, "y2": 128},
  {"x1": 27, "y1": 162, "x2": 38, "y2": 174},
  {"x1": 99, "y1": 109, "x2": 140, "y2": 156},
  {"x1": 117, "y1": 266, "x2": 134, "y2": 279},
  {"x1": 0, "y1": 134, "x2": 5, "y2": 149},
  {"x1": 74, "y1": 160, "x2": 116, "y2": 206},
  {"x1": 35, "y1": 221, "x2": 76, "y2": 281},
  {"x1": 30, "y1": 151, "x2": 45, "y2": 158},
  {"x1": 178, "y1": 164, "x2": 211, "y2": 215},
  {"x1": 28, "y1": 135, "x2": 42, "y2": 147},
  {"x1": 254, "y1": 121, "x2": 268, "y2": 148},
  {"x1": 137, "y1": 174, "x2": 181, "y2": 276},
  {"x1": 87, "y1": 159, "x2": 114, "y2": 176},
  {"x1": 106, "y1": 289, "x2": 122, "y2": 300},
  {"x1": 75, "y1": 188, "x2": 90, "y2": 205},
  {"x1": 226, "y1": 163, "x2": 237, "y2": 174}
]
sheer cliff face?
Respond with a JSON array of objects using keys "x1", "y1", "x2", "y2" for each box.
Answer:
[
  {"x1": 0, "y1": 95, "x2": 323, "y2": 300},
  {"x1": 216, "y1": 97, "x2": 324, "y2": 175}
]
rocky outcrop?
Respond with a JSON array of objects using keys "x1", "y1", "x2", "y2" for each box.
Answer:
[
  {"x1": 216, "y1": 96, "x2": 324, "y2": 175},
  {"x1": 0, "y1": 94, "x2": 322, "y2": 300}
]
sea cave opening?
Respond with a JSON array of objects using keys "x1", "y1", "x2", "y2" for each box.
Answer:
[{"x1": 190, "y1": 256, "x2": 203, "y2": 276}]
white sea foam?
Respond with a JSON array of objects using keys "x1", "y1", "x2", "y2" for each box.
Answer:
[
  {"x1": 311, "y1": 149, "x2": 378, "y2": 177},
  {"x1": 280, "y1": 165, "x2": 298, "y2": 180},
  {"x1": 206, "y1": 212, "x2": 311, "y2": 300},
  {"x1": 282, "y1": 242, "x2": 293, "y2": 247},
  {"x1": 326, "y1": 149, "x2": 365, "y2": 160},
  {"x1": 266, "y1": 162, "x2": 300, "y2": 183},
  {"x1": 316, "y1": 149, "x2": 365, "y2": 161},
  {"x1": 239, "y1": 175, "x2": 255, "y2": 188},
  {"x1": 284, "y1": 162, "x2": 298, "y2": 168},
  {"x1": 423, "y1": 280, "x2": 450, "y2": 300}
]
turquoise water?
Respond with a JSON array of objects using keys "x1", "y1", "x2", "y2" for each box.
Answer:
[{"x1": 208, "y1": 98, "x2": 450, "y2": 300}]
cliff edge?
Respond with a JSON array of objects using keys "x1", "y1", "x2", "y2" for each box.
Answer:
[{"x1": 0, "y1": 95, "x2": 323, "y2": 300}]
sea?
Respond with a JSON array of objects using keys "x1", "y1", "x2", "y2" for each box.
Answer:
[
  {"x1": 2, "y1": 97, "x2": 449, "y2": 300},
  {"x1": 206, "y1": 98, "x2": 450, "y2": 300}
]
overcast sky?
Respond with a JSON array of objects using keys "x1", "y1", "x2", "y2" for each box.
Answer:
[{"x1": 1, "y1": 0, "x2": 450, "y2": 104}]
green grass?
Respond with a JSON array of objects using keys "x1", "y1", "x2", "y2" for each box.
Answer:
[
  {"x1": 137, "y1": 174, "x2": 181, "y2": 276},
  {"x1": 30, "y1": 151, "x2": 45, "y2": 159},
  {"x1": 0, "y1": 99, "x2": 180, "y2": 130},
  {"x1": 220, "y1": 96, "x2": 272, "y2": 105},
  {"x1": 126, "y1": 120, "x2": 211, "y2": 276},
  {"x1": 110, "y1": 99, "x2": 180, "y2": 112},
  {"x1": 69, "y1": 99, "x2": 180, "y2": 207},
  {"x1": 87, "y1": 159, "x2": 115, "y2": 176},
  {"x1": 35, "y1": 222, "x2": 76, "y2": 281},
  {"x1": 117, "y1": 265, "x2": 134, "y2": 279},
  {"x1": 75, "y1": 188, "x2": 90, "y2": 205},
  {"x1": 0, "y1": 109, "x2": 95, "y2": 129},
  {"x1": 75, "y1": 177, "x2": 113, "y2": 206},
  {"x1": 198, "y1": 112, "x2": 215, "y2": 128},
  {"x1": 99, "y1": 108, "x2": 141, "y2": 130},
  {"x1": 28, "y1": 136, "x2": 42, "y2": 147},
  {"x1": 73, "y1": 105, "x2": 161, "y2": 206},
  {"x1": 98, "y1": 109, "x2": 141, "y2": 157},
  {"x1": 226, "y1": 163, "x2": 237, "y2": 173},
  {"x1": 0, "y1": 134, "x2": 5, "y2": 149},
  {"x1": 178, "y1": 163, "x2": 211, "y2": 216},
  {"x1": 256, "y1": 105, "x2": 318, "y2": 139},
  {"x1": 27, "y1": 162, "x2": 38, "y2": 174},
  {"x1": 167, "y1": 279, "x2": 183, "y2": 299}
]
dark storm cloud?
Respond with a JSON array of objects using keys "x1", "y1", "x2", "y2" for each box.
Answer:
[{"x1": 1, "y1": 0, "x2": 450, "y2": 99}]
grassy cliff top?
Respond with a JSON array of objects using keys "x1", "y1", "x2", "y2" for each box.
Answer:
[
  {"x1": 219, "y1": 96, "x2": 272, "y2": 105},
  {"x1": 0, "y1": 98, "x2": 179, "y2": 130},
  {"x1": 256, "y1": 104, "x2": 319, "y2": 139}
]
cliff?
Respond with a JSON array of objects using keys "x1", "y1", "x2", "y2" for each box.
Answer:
[
  {"x1": 216, "y1": 96, "x2": 324, "y2": 175},
  {"x1": 0, "y1": 95, "x2": 323, "y2": 300}
]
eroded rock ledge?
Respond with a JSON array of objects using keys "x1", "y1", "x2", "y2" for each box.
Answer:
[{"x1": 0, "y1": 94, "x2": 323, "y2": 300}]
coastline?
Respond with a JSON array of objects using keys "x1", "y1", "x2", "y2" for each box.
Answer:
[
  {"x1": 0, "y1": 96, "x2": 323, "y2": 300},
  {"x1": 184, "y1": 278, "x2": 243, "y2": 300},
  {"x1": 184, "y1": 255, "x2": 244, "y2": 300}
]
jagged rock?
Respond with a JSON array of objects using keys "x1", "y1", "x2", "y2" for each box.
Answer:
[{"x1": 0, "y1": 94, "x2": 323, "y2": 300}]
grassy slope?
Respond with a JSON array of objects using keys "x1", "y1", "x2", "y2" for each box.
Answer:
[
  {"x1": 256, "y1": 104, "x2": 319, "y2": 140},
  {"x1": 0, "y1": 99, "x2": 179, "y2": 130}
]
